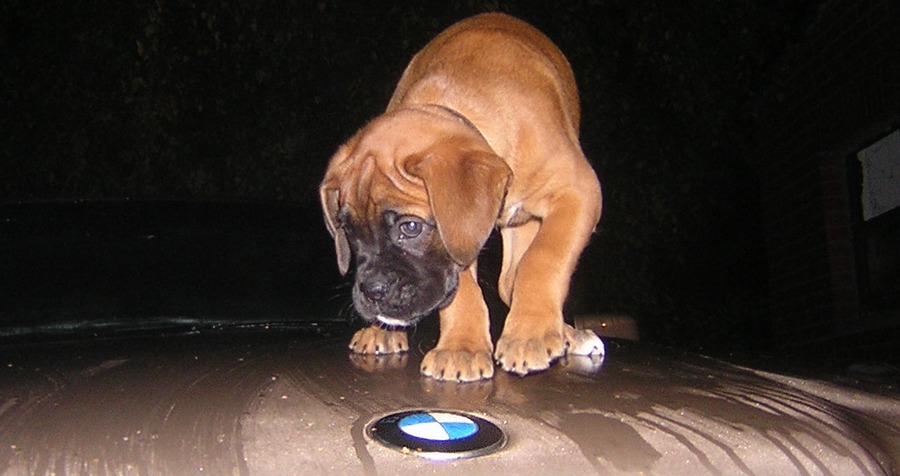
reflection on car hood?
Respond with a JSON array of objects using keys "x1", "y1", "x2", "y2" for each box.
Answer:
[{"x1": 1, "y1": 329, "x2": 898, "y2": 475}]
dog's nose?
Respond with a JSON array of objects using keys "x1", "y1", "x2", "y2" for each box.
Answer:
[{"x1": 359, "y1": 280, "x2": 389, "y2": 302}]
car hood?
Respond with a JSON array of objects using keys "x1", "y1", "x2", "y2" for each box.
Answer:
[{"x1": 1, "y1": 329, "x2": 898, "y2": 475}]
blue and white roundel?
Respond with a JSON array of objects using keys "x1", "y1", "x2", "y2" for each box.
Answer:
[{"x1": 398, "y1": 412, "x2": 479, "y2": 441}]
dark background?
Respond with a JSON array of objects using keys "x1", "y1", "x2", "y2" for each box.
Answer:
[{"x1": 1, "y1": 1, "x2": 822, "y2": 356}]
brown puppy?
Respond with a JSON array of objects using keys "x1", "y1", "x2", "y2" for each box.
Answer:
[{"x1": 320, "y1": 13, "x2": 603, "y2": 381}]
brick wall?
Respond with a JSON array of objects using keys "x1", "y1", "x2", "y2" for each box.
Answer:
[{"x1": 753, "y1": 0, "x2": 900, "y2": 358}]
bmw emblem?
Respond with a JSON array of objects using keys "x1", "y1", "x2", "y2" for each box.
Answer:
[{"x1": 367, "y1": 410, "x2": 506, "y2": 460}]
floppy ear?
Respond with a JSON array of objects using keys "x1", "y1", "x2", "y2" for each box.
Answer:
[
  {"x1": 320, "y1": 145, "x2": 354, "y2": 276},
  {"x1": 407, "y1": 151, "x2": 512, "y2": 266},
  {"x1": 319, "y1": 183, "x2": 351, "y2": 276},
  {"x1": 320, "y1": 135, "x2": 364, "y2": 276}
]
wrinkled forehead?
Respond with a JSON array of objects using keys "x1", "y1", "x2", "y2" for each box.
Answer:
[
  {"x1": 326, "y1": 107, "x2": 485, "y2": 226},
  {"x1": 338, "y1": 154, "x2": 431, "y2": 227}
]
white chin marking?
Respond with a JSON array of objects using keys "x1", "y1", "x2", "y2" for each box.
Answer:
[{"x1": 376, "y1": 315, "x2": 410, "y2": 327}]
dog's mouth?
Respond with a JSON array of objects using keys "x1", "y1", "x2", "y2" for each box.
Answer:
[
  {"x1": 357, "y1": 285, "x2": 456, "y2": 328},
  {"x1": 353, "y1": 266, "x2": 459, "y2": 328},
  {"x1": 375, "y1": 314, "x2": 415, "y2": 328}
]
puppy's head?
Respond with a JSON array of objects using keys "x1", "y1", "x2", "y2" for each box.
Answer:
[{"x1": 320, "y1": 108, "x2": 511, "y2": 327}]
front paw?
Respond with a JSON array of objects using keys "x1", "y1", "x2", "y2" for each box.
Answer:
[
  {"x1": 421, "y1": 347, "x2": 494, "y2": 382},
  {"x1": 494, "y1": 328, "x2": 565, "y2": 376},
  {"x1": 348, "y1": 326, "x2": 408, "y2": 354}
]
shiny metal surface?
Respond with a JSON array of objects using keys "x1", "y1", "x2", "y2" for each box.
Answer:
[{"x1": 1, "y1": 330, "x2": 898, "y2": 475}]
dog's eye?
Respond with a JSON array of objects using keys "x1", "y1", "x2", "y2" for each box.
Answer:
[{"x1": 398, "y1": 219, "x2": 424, "y2": 239}]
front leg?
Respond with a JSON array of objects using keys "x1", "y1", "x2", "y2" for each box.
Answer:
[
  {"x1": 349, "y1": 325, "x2": 409, "y2": 355},
  {"x1": 496, "y1": 190, "x2": 601, "y2": 375},
  {"x1": 420, "y1": 264, "x2": 494, "y2": 382}
]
